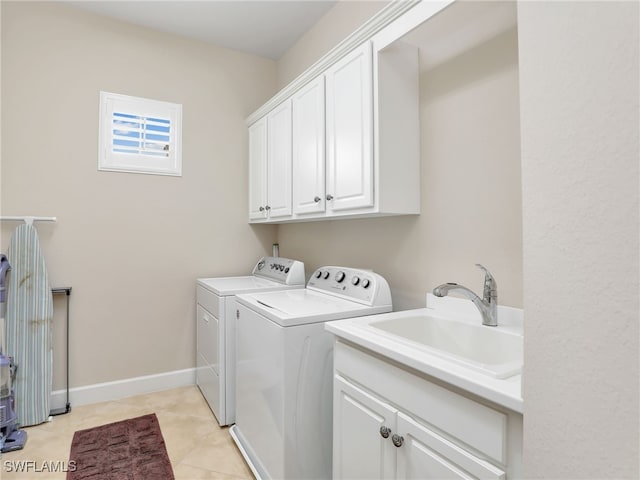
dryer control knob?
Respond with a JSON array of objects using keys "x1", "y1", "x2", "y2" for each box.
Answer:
[
  {"x1": 336, "y1": 271, "x2": 346, "y2": 283},
  {"x1": 315, "y1": 271, "x2": 322, "y2": 279},
  {"x1": 362, "y1": 279, "x2": 371, "y2": 289},
  {"x1": 352, "y1": 276, "x2": 360, "y2": 286},
  {"x1": 323, "y1": 271, "x2": 330, "y2": 280}
]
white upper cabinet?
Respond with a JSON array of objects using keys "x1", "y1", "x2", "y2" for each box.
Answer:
[
  {"x1": 325, "y1": 42, "x2": 374, "y2": 213},
  {"x1": 248, "y1": 117, "x2": 268, "y2": 221},
  {"x1": 248, "y1": 100, "x2": 292, "y2": 221},
  {"x1": 266, "y1": 100, "x2": 293, "y2": 219},
  {"x1": 292, "y1": 76, "x2": 326, "y2": 215},
  {"x1": 246, "y1": 0, "x2": 455, "y2": 224},
  {"x1": 248, "y1": 38, "x2": 418, "y2": 224}
]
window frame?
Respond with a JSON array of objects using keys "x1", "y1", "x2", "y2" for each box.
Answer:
[{"x1": 98, "y1": 91, "x2": 183, "y2": 176}]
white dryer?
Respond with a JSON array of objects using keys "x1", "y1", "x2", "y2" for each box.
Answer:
[
  {"x1": 230, "y1": 266, "x2": 392, "y2": 479},
  {"x1": 196, "y1": 256, "x2": 305, "y2": 426}
]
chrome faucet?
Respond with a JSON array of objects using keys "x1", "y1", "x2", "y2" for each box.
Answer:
[{"x1": 433, "y1": 264, "x2": 498, "y2": 326}]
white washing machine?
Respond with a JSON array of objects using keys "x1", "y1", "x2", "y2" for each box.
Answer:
[
  {"x1": 230, "y1": 266, "x2": 392, "y2": 479},
  {"x1": 196, "y1": 256, "x2": 305, "y2": 426}
]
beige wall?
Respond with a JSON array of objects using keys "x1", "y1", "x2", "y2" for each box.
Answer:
[
  {"x1": 276, "y1": 0, "x2": 389, "y2": 88},
  {"x1": 1, "y1": 1, "x2": 278, "y2": 388},
  {"x1": 518, "y1": 2, "x2": 639, "y2": 477},
  {"x1": 276, "y1": 5, "x2": 523, "y2": 310},
  {"x1": 0, "y1": 2, "x2": 2, "y2": 229},
  {"x1": 275, "y1": 1, "x2": 640, "y2": 476}
]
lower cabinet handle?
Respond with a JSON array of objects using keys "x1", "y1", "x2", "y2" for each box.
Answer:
[
  {"x1": 391, "y1": 434, "x2": 404, "y2": 448},
  {"x1": 259, "y1": 206, "x2": 265, "y2": 212},
  {"x1": 379, "y1": 426, "x2": 391, "y2": 439},
  {"x1": 314, "y1": 196, "x2": 321, "y2": 203},
  {"x1": 326, "y1": 194, "x2": 334, "y2": 201},
  {"x1": 265, "y1": 205, "x2": 271, "y2": 211}
]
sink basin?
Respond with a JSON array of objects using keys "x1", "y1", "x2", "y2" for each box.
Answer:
[{"x1": 368, "y1": 315, "x2": 523, "y2": 378}]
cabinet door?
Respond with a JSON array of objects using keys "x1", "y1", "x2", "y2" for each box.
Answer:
[
  {"x1": 292, "y1": 76, "x2": 326, "y2": 215},
  {"x1": 266, "y1": 99, "x2": 292, "y2": 219},
  {"x1": 248, "y1": 117, "x2": 268, "y2": 220},
  {"x1": 325, "y1": 42, "x2": 374, "y2": 212},
  {"x1": 333, "y1": 376, "x2": 396, "y2": 480},
  {"x1": 396, "y1": 412, "x2": 506, "y2": 480}
]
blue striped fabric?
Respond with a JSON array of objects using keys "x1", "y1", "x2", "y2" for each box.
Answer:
[{"x1": 6, "y1": 223, "x2": 53, "y2": 426}]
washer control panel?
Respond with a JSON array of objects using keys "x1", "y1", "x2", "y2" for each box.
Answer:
[
  {"x1": 307, "y1": 266, "x2": 392, "y2": 307},
  {"x1": 252, "y1": 257, "x2": 306, "y2": 285}
]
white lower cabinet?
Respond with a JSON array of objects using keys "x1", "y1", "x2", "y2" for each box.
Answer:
[
  {"x1": 333, "y1": 341, "x2": 521, "y2": 479},
  {"x1": 334, "y1": 376, "x2": 397, "y2": 479},
  {"x1": 396, "y1": 412, "x2": 505, "y2": 480}
]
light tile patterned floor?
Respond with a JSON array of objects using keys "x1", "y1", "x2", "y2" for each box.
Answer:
[{"x1": 1, "y1": 386, "x2": 254, "y2": 479}]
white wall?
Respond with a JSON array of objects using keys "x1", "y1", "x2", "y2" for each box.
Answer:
[
  {"x1": 1, "y1": 2, "x2": 278, "y2": 389},
  {"x1": 518, "y1": 1, "x2": 639, "y2": 477}
]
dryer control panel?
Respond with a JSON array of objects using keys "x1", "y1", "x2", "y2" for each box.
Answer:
[
  {"x1": 307, "y1": 266, "x2": 392, "y2": 307},
  {"x1": 252, "y1": 256, "x2": 306, "y2": 285}
]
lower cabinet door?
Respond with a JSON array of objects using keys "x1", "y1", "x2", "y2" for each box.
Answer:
[
  {"x1": 333, "y1": 376, "x2": 397, "y2": 480},
  {"x1": 396, "y1": 412, "x2": 506, "y2": 480}
]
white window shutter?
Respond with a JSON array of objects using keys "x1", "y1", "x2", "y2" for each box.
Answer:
[{"x1": 99, "y1": 91, "x2": 182, "y2": 176}]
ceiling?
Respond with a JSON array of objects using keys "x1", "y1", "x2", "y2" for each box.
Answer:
[{"x1": 64, "y1": 1, "x2": 338, "y2": 60}]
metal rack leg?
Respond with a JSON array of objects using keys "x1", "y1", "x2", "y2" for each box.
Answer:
[{"x1": 50, "y1": 287, "x2": 71, "y2": 416}]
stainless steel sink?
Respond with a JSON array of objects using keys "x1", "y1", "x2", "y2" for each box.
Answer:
[{"x1": 368, "y1": 314, "x2": 523, "y2": 378}]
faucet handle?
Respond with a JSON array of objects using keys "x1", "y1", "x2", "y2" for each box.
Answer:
[{"x1": 475, "y1": 264, "x2": 497, "y2": 300}]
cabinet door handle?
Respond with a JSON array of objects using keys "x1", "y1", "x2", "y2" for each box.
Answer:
[
  {"x1": 265, "y1": 205, "x2": 271, "y2": 211},
  {"x1": 326, "y1": 194, "x2": 334, "y2": 201},
  {"x1": 391, "y1": 434, "x2": 404, "y2": 448},
  {"x1": 202, "y1": 314, "x2": 210, "y2": 324},
  {"x1": 259, "y1": 206, "x2": 265, "y2": 212},
  {"x1": 314, "y1": 196, "x2": 321, "y2": 203},
  {"x1": 379, "y1": 426, "x2": 391, "y2": 439}
]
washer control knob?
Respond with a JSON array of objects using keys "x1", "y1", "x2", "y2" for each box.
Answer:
[
  {"x1": 315, "y1": 271, "x2": 322, "y2": 279},
  {"x1": 351, "y1": 276, "x2": 360, "y2": 286},
  {"x1": 335, "y1": 271, "x2": 346, "y2": 283},
  {"x1": 323, "y1": 271, "x2": 330, "y2": 280},
  {"x1": 362, "y1": 279, "x2": 371, "y2": 289}
]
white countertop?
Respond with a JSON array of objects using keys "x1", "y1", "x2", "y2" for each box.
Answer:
[{"x1": 325, "y1": 295, "x2": 524, "y2": 413}]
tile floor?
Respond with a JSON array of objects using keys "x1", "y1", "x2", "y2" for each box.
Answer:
[{"x1": 1, "y1": 386, "x2": 254, "y2": 479}]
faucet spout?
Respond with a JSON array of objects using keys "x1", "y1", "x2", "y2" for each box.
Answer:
[{"x1": 432, "y1": 265, "x2": 498, "y2": 327}]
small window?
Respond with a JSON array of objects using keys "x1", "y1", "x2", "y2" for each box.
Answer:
[{"x1": 98, "y1": 91, "x2": 182, "y2": 176}]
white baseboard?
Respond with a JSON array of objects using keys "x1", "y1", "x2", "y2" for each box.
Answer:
[{"x1": 51, "y1": 368, "x2": 196, "y2": 411}]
